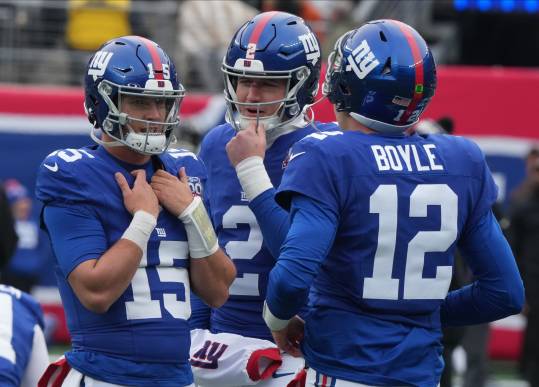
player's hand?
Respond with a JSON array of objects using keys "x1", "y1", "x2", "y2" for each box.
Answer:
[
  {"x1": 226, "y1": 121, "x2": 266, "y2": 167},
  {"x1": 150, "y1": 167, "x2": 194, "y2": 217},
  {"x1": 115, "y1": 169, "x2": 159, "y2": 218},
  {"x1": 271, "y1": 315, "x2": 304, "y2": 357}
]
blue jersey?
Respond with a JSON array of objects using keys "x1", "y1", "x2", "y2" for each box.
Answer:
[
  {"x1": 36, "y1": 145, "x2": 204, "y2": 386},
  {"x1": 0, "y1": 285, "x2": 44, "y2": 387},
  {"x1": 198, "y1": 122, "x2": 337, "y2": 340},
  {"x1": 271, "y1": 130, "x2": 522, "y2": 386}
]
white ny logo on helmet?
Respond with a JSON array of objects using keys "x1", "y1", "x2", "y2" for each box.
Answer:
[
  {"x1": 346, "y1": 40, "x2": 379, "y2": 80},
  {"x1": 299, "y1": 32, "x2": 320, "y2": 66},
  {"x1": 88, "y1": 51, "x2": 114, "y2": 78}
]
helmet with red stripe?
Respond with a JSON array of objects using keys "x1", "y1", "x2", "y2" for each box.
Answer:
[
  {"x1": 222, "y1": 11, "x2": 321, "y2": 141},
  {"x1": 84, "y1": 35, "x2": 185, "y2": 155},
  {"x1": 323, "y1": 20, "x2": 437, "y2": 134}
]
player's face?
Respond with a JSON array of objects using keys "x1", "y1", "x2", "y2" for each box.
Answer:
[
  {"x1": 235, "y1": 78, "x2": 287, "y2": 117},
  {"x1": 120, "y1": 94, "x2": 168, "y2": 133}
]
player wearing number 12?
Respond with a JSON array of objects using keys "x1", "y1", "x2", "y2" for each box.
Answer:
[
  {"x1": 263, "y1": 20, "x2": 525, "y2": 386},
  {"x1": 35, "y1": 36, "x2": 235, "y2": 387}
]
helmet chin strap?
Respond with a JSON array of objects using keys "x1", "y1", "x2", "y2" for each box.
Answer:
[{"x1": 90, "y1": 123, "x2": 177, "y2": 155}]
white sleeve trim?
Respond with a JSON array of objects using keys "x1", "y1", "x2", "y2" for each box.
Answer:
[
  {"x1": 263, "y1": 301, "x2": 290, "y2": 331},
  {"x1": 235, "y1": 156, "x2": 273, "y2": 201}
]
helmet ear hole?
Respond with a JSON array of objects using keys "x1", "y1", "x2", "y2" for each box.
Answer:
[
  {"x1": 381, "y1": 57, "x2": 392, "y2": 75},
  {"x1": 339, "y1": 83, "x2": 351, "y2": 96}
]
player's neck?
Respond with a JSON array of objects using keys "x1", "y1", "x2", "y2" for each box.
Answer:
[
  {"x1": 337, "y1": 112, "x2": 375, "y2": 134},
  {"x1": 106, "y1": 146, "x2": 151, "y2": 165},
  {"x1": 101, "y1": 136, "x2": 151, "y2": 165}
]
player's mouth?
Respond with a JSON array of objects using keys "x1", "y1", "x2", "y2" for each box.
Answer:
[{"x1": 242, "y1": 107, "x2": 266, "y2": 117}]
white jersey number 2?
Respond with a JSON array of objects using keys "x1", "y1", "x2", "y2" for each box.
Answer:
[
  {"x1": 222, "y1": 206, "x2": 263, "y2": 296},
  {"x1": 363, "y1": 184, "x2": 458, "y2": 300}
]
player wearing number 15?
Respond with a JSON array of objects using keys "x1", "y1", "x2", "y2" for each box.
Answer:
[
  {"x1": 35, "y1": 36, "x2": 235, "y2": 387},
  {"x1": 263, "y1": 20, "x2": 525, "y2": 386}
]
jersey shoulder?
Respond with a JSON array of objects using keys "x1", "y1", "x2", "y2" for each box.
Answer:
[
  {"x1": 0, "y1": 285, "x2": 44, "y2": 329},
  {"x1": 35, "y1": 146, "x2": 99, "y2": 205},
  {"x1": 161, "y1": 148, "x2": 207, "y2": 179},
  {"x1": 200, "y1": 123, "x2": 234, "y2": 153},
  {"x1": 427, "y1": 134, "x2": 487, "y2": 176},
  {"x1": 312, "y1": 121, "x2": 340, "y2": 132},
  {"x1": 293, "y1": 128, "x2": 346, "y2": 156}
]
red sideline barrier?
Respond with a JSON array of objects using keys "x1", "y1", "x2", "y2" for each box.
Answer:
[
  {"x1": 2, "y1": 65, "x2": 539, "y2": 139},
  {"x1": 0, "y1": 83, "x2": 218, "y2": 117}
]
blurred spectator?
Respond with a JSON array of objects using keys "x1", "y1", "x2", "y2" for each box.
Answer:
[
  {"x1": 511, "y1": 147, "x2": 539, "y2": 204},
  {"x1": 262, "y1": 0, "x2": 323, "y2": 38},
  {"x1": 177, "y1": 0, "x2": 257, "y2": 91},
  {"x1": 1, "y1": 179, "x2": 51, "y2": 294},
  {"x1": 65, "y1": 0, "x2": 132, "y2": 51},
  {"x1": 0, "y1": 184, "x2": 17, "y2": 272},
  {"x1": 64, "y1": 0, "x2": 135, "y2": 85},
  {"x1": 508, "y1": 148, "x2": 539, "y2": 387}
]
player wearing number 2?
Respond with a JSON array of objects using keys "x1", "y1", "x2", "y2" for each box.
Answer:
[
  {"x1": 263, "y1": 20, "x2": 525, "y2": 387},
  {"x1": 35, "y1": 36, "x2": 235, "y2": 387},
  {"x1": 189, "y1": 11, "x2": 338, "y2": 387}
]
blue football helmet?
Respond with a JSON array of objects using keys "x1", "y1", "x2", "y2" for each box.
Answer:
[
  {"x1": 84, "y1": 35, "x2": 185, "y2": 155},
  {"x1": 222, "y1": 11, "x2": 321, "y2": 141},
  {"x1": 323, "y1": 20, "x2": 437, "y2": 134}
]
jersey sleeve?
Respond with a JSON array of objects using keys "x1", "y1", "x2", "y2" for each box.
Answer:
[
  {"x1": 275, "y1": 135, "x2": 341, "y2": 217},
  {"x1": 35, "y1": 150, "x2": 88, "y2": 206},
  {"x1": 189, "y1": 293, "x2": 211, "y2": 330},
  {"x1": 248, "y1": 188, "x2": 290, "y2": 259},
  {"x1": 265, "y1": 195, "x2": 338, "y2": 322},
  {"x1": 442, "y1": 209, "x2": 524, "y2": 325},
  {"x1": 43, "y1": 205, "x2": 107, "y2": 278},
  {"x1": 461, "y1": 139, "x2": 499, "y2": 231}
]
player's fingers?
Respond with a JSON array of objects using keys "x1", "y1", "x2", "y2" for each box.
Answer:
[
  {"x1": 150, "y1": 172, "x2": 169, "y2": 185},
  {"x1": 154, "y1": 169, "x2": 174, "y2": 180},
  {"x1": 114, "y1": 172, "x2": 130, "y2": 196},
  {"x1": 256, "y1": 122, "x2": 266, "y2": 140},
  {"x1": 245, "y1": 120, "x2": 258, "y2": 134},
  {"x1": 178, "y1": 167, "x2": 188, "y2": 184},
  {"x1": 131, "y1": 169, "x2": 147, "y2": 186}
]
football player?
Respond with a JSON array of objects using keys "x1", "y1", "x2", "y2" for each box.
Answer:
[
  {"x1": 35, "y1": 36, "x2": 236, "y2": 387},
  {"x1": 263, "y1": 20, "x2": 524, "y2": 387},
  {"x1": 189, "y1": 11, "x2": 338, "y2": 387},
  {"x1": 0, "y1": 285, "x2": 48, "y2": 387}
]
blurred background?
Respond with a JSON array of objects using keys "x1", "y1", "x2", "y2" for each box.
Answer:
[{"x1": 0, "y1": 1, "x2": 538, "y2": 386}]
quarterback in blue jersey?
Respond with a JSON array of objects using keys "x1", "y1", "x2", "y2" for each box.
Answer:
[
  {"x1": 35, "y1": 36, "x2": 235, "y2": 387},
  {"x1": 189, "y1": 11, "x2": 337, "y2": 387},
  {"x1": 263, "y1": 20, "x2": 525, "y2": 387},
  {"x1": 0, "y1": 285, "x2": 49, "y2": 387}
]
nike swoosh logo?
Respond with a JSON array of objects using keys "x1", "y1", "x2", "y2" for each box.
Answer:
[
  {"x1": 288, "y1": 151, "x2": 306, "y2": 162},
  {"x1": 272, "y1": 372, "x2": 295, "y2": 379},
  {"x1": 44, "y1": 162, "x2": 58, "y2": 172}
]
